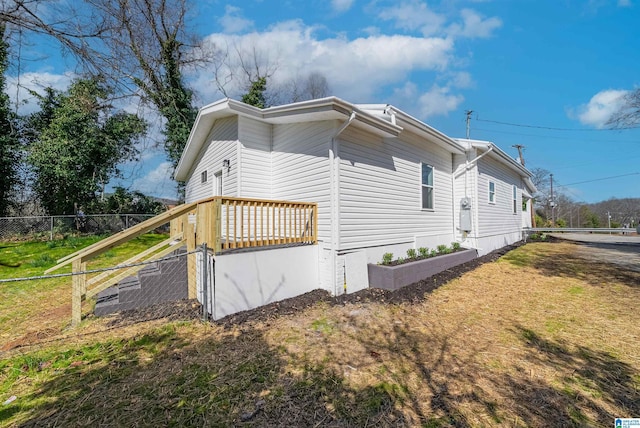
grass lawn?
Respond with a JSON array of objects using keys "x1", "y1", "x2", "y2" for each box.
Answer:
[
  {"x1": 0, "y1": 234, "x2": 168, "y2": 350},
  {"x1": 1, "y1": 241, "x2": 639, "y2": 427}
]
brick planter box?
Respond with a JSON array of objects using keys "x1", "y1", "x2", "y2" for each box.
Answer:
[{"x1": 368, "y1": 248, "x2": 478, "y2": 291}]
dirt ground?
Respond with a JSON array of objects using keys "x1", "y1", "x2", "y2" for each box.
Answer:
[{"x1": 106, "y1": 241, "x2": 526, "y2": 329}]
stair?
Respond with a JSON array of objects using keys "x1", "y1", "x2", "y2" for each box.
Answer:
[{"x1": 94, "y1": 248, "x2": 188, "y2": 316}]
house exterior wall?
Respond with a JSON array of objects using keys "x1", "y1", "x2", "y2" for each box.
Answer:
[
  {"x1": 337, "y1": 126, "x2": 455, "y2": 266},
  {"x1": 210, "y1": 245, "x2": 319, "y2": 319},
  {"x1": 271, "y1": 121, "x2": 334, "y2": 243},
  {"x1": 238, "y1": 116, "x2": 272, "y2": 199},
  {"x1": 184, "y1": 116, "x2": 239, "y2": 203},
  {"x1": 474, "y1": 155, "x2": 524, "y2": 255}
]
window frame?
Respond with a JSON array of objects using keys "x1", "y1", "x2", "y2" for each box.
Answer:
[
  {"x1": 201, "y1": 170, "x2": 208, "y2": 184},
  {"x1": 512, "y1": 185, "x2": 518, "y2": 214},
  {"x1": 421, "y1": 163, "x2": 434, "y2": 210},
  {"x1": 488, "y1": 181, "x2": 496, "y2": 204}
]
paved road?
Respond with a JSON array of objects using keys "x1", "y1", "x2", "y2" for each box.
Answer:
[{"x1": 549, "y1": 233, "x2": 640, "y2": 272}]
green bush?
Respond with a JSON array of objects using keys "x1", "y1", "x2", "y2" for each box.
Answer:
[
  {"x1": 381, "y1": 253, "x2": 394, "y2": 265},
  {"x1": 406, "y1": 248, "x2": 417, "y2": 259},
  {"x1": 418, "y1": 247, "x2": 429, "y2": 258},
  {"x1": 436, "y1": 244, "x2": 451, "y2": 255},
  {"x1": 451, "y1": 242, "x2": 461, "y2": 251}
]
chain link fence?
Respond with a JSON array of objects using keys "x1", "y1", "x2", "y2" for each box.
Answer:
[
  {"x1": 0, "y1": 240, "x2": 210, "y2": 354},
  {"x1": 0, "y1": 214, "x2": 156, "y2": 241}
]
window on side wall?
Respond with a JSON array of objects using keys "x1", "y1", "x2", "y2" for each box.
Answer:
[
  {"x1": 421, "y1": 163, "x2": 434, "y2": 210},
  {"x1": 201, "y1": 170, "x2": 208, "y2": 184},
  {"x1": 488, "y1": 181, "x2": 496, "y2": 204},
  {"x1": 512, "y1": 185, "x2": 517, "y2": 214}
]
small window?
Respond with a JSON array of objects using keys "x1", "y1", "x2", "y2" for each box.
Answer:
[
  {"x1": 421, "y1": 163, "x2": 434, "y2": 210},
  {"x1": 201, "y1": 170, "x2": 208, "y2": 184},
  {"x1": 512, "y1": 185, "x2": 517, "y2": 214},
  {"x1": 488, "y1": 181, "x2": 496, "y2": 204},
  {"x1": 214, "y1": 171, "x2": 222, "y2": 196},
  {"x1": 522, "y1": 198, "x2": 528, "y2": 212}
]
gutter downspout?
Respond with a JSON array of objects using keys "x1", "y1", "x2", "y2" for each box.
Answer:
[
  {"x1": 329, "y1": 112, "x2": 356, "y2": 295},
  {"x1": 454, "y1": 143, "x2": 494, "y2": 246}
]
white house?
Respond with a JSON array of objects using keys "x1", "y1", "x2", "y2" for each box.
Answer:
[{"x1": 173, "y1": 97, "x2": 535, "y2": 316}]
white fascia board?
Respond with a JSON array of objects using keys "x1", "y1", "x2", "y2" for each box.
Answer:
[
  {"x1": 175, "y1": 97, "x2": 403, "y2": 181},
  {"x1": 457, "y1": 138, "x2": 534, "y2": 180}
]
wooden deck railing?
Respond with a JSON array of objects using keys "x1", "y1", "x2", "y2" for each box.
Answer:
[
  {"x1": 218, "y1": 197, "x2": 317, "y2": 251},
  {"x1": 46, "y1": 196, "x2": 317, "y2": 326}
]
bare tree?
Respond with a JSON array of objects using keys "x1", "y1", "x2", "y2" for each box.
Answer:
[
  {"x1": 608, "y1": 89, "x2": 640, "y2": 128},
  {"x1": 1, "y1": 0, "x2": 210, "y2": 170}
]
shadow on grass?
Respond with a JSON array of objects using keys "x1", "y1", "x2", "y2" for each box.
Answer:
[
  {"x1": 317, "y1": 315, "x2": 640, "y2": 427},
  {"x1": 502, "y1": 243, "x2": 640, "y2": 288},
  {"x1": 4, "y1": 322, "x2": 405, "y2": 427}
]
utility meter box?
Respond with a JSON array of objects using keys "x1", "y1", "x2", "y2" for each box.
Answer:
[{"x1": 460, "y1": 197, "x2": 472, "y2": 232}]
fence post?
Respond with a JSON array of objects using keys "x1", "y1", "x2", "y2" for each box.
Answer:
[
  {"x1": 201, "y1": 243, "x2": 208, "y2": 321},
  {"x1": 71, "y1": 258, "x2": 85, "y2": 326},
  {"x1": 50, "y1": 216, "x2": 54, "y2": 241}
]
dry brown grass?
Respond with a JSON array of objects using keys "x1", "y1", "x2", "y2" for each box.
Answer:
[{"x1": 1, "y1": 241, "x2": 639, "y2": 427}]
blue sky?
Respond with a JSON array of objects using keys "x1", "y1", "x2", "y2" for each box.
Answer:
[{"x1": 7, "y1": 0, "x2": 640, "y2": 203}]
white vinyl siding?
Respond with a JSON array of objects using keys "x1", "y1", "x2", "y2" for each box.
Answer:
[
  {"x1": 184, "y1": 116, "x2": 239, "y2": 203},
  {"x1": 476, "y1": 156, "x2": 522, "y2": 238},
  {"x1": 272, "y1": 121, "x2": 334, "y2": 243},
  {"x1": 238, "y1": 116, "x2": 272, "y2": 199},
  {"x1": 338, "y1": 126, "x2": 454, "y2": 250}
]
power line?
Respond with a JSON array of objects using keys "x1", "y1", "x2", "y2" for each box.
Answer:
[
  {"x1": 475, "y1": 117, "x2": 640, "y2": 131},
  {"x1": 472, "y1": 127, "x2": 639, "y2": 144},
  {"x1": 556, "y1": 172, "x2": 640, "y2": 188}
]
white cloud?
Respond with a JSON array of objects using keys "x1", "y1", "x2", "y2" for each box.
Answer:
[
  {"x1": 197, "y1": 20, "x2": 454, "y2": 104},
  {"x1": 378, "y1": 1, "x2": 446, "y2": 36},
  {"x1": 450, "y1": 71, "x2": 473, "y2": 88},
  {"x1": 417, "y1": 84, "x2": 464, "y2": 117},
  {"x1": 573, "y1": 89, "x2": 628, "y2": 128},
  {"x1": 392, "y1": 81, "x2": 464, "y2": 118},
  {"x1": 378, "y1": 2, "x2": 501, "y2": 39},
  {"x1": 131, "y1": 161, "x2": 178, "y2": 198},
  {"x1": 331, "y1": 0, "x2": 355, "y2": 13},
  {"x1": 5, "y1": 71, "x2": 75, "y2": 115},
  {"x1": 447, "y1": 9, "x2": 502, "y2": 39},
  {"x1": 218, "y1": 5, "x2": 254, "y2": 33}
]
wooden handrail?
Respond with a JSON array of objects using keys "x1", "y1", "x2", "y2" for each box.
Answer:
[{"x1": 46, "y1": 201, "x2": 203, "y2": 273}]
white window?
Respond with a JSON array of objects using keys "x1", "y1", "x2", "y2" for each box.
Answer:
[
  {"x1": 421, "y1": 163, "x2": 434, "y2": 210},
  {"x1": 201, "y1": 170, "x2": 208, "y2": 184},
  {"x1": 214, "y1": 171, "x2": 223, "y2": 196},
  {"x1": 512, "y1": 185, "x2": 517, "y2": 214},
  {"x1": 488, "y1": 181, "x2": 496, "y2": 204}
]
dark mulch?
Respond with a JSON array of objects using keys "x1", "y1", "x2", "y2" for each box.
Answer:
[
  {"x1": 218, "y1": 241, "x2": 526, "y2": 327},
  {"x1": 108, "y1": 241, "x2": 531, "y2": 328}
]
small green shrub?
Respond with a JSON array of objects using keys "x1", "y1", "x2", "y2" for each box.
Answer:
[
  {"x1": 451, "y1": 242, "x2": 461, "y2": 251},
  {"x1": 430, "y1": 249, "x2": 437, "y2": 257},
  {"x1": 406, "y1": 248, "x2": 417, "y2": 259},
  {"x1": 396, "y1": 257, "x2": 405, "y2": 264},
  {"x1": 436, "y1": 244, "x2": 450, "y2": 254},
  {"x1": 418, "y1": 247, "x2": 429, "y2": 258},
  {"x1": 381, "y1": 253, "x2": 394, "y2": 265}
]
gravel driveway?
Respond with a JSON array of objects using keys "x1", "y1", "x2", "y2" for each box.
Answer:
[{"x1": 550, "y1": 233, "x2": 640, "y2": 272}]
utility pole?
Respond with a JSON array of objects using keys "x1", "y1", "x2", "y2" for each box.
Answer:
[
  {"x1": 465, "y1": 110, "x2": 473, "y2": 139},
  {"x1": 512, "y1": 144, "x2": 525, "y2": 166},
  {"x1": 549, "y1": 173, "x2": 555, "y2": 226}
]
